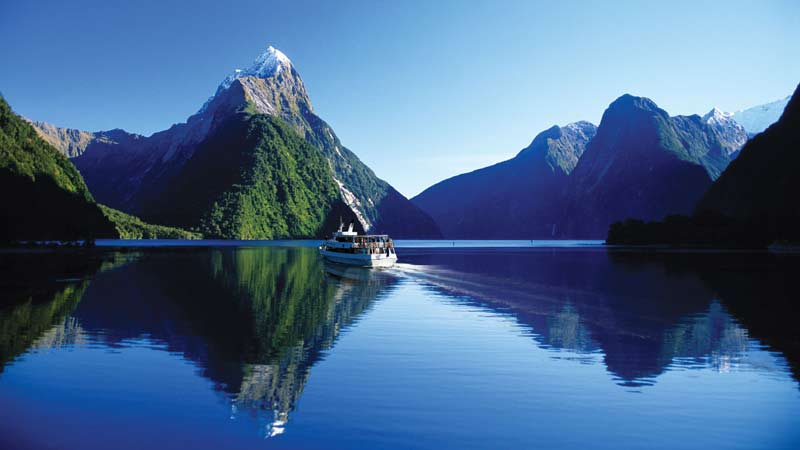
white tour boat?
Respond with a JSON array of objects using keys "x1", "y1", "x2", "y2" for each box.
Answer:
[{"x1": 319, "y1": 221, "x2": 397, "y2": 268}]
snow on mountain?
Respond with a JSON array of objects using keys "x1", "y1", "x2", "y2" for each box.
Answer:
[
  {"x1": 702, "y1": 107, "x2": 733, "y2": 123},
  {"x1": 702, "y1": 107, "x2": 747, "y2": 156},
  {"x1": 199, "y1": 46, "x2": 293, "y2": 113},
  {"x1": 733, "y1": 96, "x2": 791, "y2": 135},
  {"x1": 216, "y1": 46, "x2": 292, "y2": 93}
]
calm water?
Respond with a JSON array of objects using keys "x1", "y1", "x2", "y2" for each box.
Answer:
[
  {"x1": 1, "y1": 244, "x2": 799, "y2": 449},
  {"x1": 93, "y1": 239, "x2": 603, "y2": 248}
]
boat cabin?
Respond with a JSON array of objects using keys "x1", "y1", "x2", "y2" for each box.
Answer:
[
  {"x1": 323, "y1": 222, "x2": 395, "y2": 255},
  {"x1": 319, "y1": 220, "x2": 398, "y2": 267},
  {"x1": 325, "y1": 234, "x2": 395, "y2": 254}
]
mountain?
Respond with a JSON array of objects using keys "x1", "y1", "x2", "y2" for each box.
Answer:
[
  {"x1": 733, "y1": 96, "x2": 791, "y2": 135},
  {"x1": 412, "y1": 122, "x2": 596, "y2": 238},
  {"x1": 607, "y1": 85, "x2": 800, "y2": 247},
  {"x1": 2, "y1": 96, "x2": 200, "y2": 241},
  {"x1": 146, "y1": 113, "x2": 348, "y2": 239},
  {"x1": 27, "y1": 120, "x2": 95, "y2": 158},
  {"x1": 32, "y1": 46, "x2": 441, "y2": 239},
  {"x1": 98, "y1": 205, "x2": 200, "y2": 239},
  {"x1": 412, "y1": 94, "x2": 742, "y2": 240},
  {"x1": 696, "y1": 84, "x2": 800, "y2": 242},
  {"x1": 702, "y1": 108, "x2": 747, "y2": 157},
  {"x1": 0, "y1": 95, "x2": 118, "y2": 241},
  {"x1": 559, "y1": 94, "x2": 732, "y2": 238}
]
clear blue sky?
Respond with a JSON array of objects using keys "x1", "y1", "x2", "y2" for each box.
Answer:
[{"x1": 1, "y1": 0, "x2": 798, "y2": 197}]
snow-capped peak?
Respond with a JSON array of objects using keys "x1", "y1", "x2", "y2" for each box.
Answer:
[
  {"x1": 216, "y1": 45, "x2": 292, "y2": 93},
  {"x1": 248, "y1": 46, "x2": 292, "y2": 76},
  {"x1": 564, "y1": 121, "x2": 597, "y2": 133},
  {"x1": 198, "y1": 45, "x2": 294, "y2": 113},
  {"x1": 700, "y1": 107, "x2": 747, "y2": 157},
  {"x1": 703, "y1": 107, "x2": 733, "y2": 124},
  {"x1": 732, "y1": 95, "x2": 791, "y2": 134}
]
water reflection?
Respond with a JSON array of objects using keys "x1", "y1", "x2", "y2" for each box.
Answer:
[
  {"x1": 2, "y1": 248, "x2": 798, "y2": 392},
  {"x1": 1, "y1": 246, "x2": 798, "y2": 448},
  {"x1": 397, "y1": 248, "x2": 800, "y2": 388},
  {"x1": 0, "y1": 247, "x2": 397, "y2": 439},
  {"x1": 546, "y1": 302, "x2": 595, "y2": 353},
  {"x1": 0, "y1": 252, "x2": 129, "y2": 371},
  {"x1": 661, "y1": 302, "x2": 749, "y2": 373},
  {"x1": 0, "y1": 279, "x2": 89, "y2": 371}
]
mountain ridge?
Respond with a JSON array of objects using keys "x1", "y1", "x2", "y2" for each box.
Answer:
[
  {"x1": 1, "y1": 95, "x2": 116, "y2": 241},
  {"x1": 696, "y1": 84, "x2": 800, "y2": 240},
  {"x1": 702, "y1": 108, "x2": 747, "y2": 157},
  {"x1": 733, "y1": 95, "x2": 791, "y2": 135},
  {"x1": 412, "y1": 121, "x2": 596, "y2": 238},
  {"x1": 607, "y1": 83, "x2": 800, "y2": 247},
  {"x1": 412, "y1": 92, "x2": 747, "y2": 239},
  {"x1": 558, "y1": 93, "x2": 733, "y2": 237},
  {"x1": 29, "y1": 45, "x2": 441, "y2": 239},
  {"x1": 1, "y1": 96, "x2": 197, "y2": 241}
]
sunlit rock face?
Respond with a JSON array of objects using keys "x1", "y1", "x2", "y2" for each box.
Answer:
[
  {"x1": 702, "y1": 108, "x2": 748, "y2": 158},
  {"x1": 30, "y1": 46, "x2": 441, "y2": 238}
]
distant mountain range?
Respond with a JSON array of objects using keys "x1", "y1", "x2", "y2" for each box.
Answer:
[
  {"x1": 1, "y1": 96, "x2": 195, "y2": 241},
  {"x1": 29, "y1": 46, "x2": 441, "y2": 239},
  {"x1": 607, "y1": 85, "x2": 799, "y2": 247},
  {"x1": 732, "y1": 96, "x2": 791, "y2": 135},
  {"x1": 702, "y1": 108, "x2": 747, "y2": 158},
  {"x1": 559, "y1": 95, "x2": 736, "y2": 237},
  {"x1": 697, "y1": 85, "x2": 800, "y2": 240},
  {"x1": 413, "y1": 122, "x2": 596, "y2": 238},
  {"x1": 413, "y1": 94, "x2": 757, "y2": 239},
  {"x1": 0, "y1": 96, "x2": 116, "y2": 241},
  {"x1": 9, "y1": 44, "x2": 794, "y2": 242}
]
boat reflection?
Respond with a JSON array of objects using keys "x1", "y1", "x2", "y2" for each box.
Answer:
[
  {"x1": 0, "y1": 247, "x2": 397, "y2": 438},
  {"x1": 324, "y1": 259, "x2": 397, "y2": 283},
  {"x1": 1, "y1": 244, "x2": 797, "y2": 438}
]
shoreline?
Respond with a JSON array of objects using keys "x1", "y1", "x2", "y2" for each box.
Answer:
[{"x1": 2, "y1": 239, "x2": 798, "y2": 254}]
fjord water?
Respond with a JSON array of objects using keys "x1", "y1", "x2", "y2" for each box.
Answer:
[{"x1": 1, "y1": 245, "x2": 799, "y2": 449}]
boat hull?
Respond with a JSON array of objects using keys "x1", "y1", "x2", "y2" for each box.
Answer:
[{"x1": 319, "y1": 249, "x2": 397, "y2": 268}]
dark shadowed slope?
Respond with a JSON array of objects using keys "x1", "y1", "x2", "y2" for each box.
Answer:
[
  {"x1": 696, "y1": 83, "x2": 800, "y2": 242},
  {"x1": 413, "y1": 122, "x2": 596, "y2": 238},
  {"x1": 0, "y1": 96, "x2": 117, "y2": 241},
  {"x1": 560, "y1": 94, "x2": 731, "y2": 238}
]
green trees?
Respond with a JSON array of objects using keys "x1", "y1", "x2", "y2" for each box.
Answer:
[
  {"x1": 1, "y1": 96, "x2": 201, "y2": 242},
  {"x1": 0, "y1": 96, "x2": 117, "y2": 242},
  {"x1": 146, "y1": 114, "x2": 342, "y2": 239},
  {"x1": 1, "y1": 92, "x2": 343, "y2": 241},
  {"x1": 98, "y1": 205, "x2": 201, "y2": 239}
]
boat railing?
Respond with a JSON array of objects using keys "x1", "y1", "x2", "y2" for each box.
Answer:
[
  {"x1": 323, "y1": 242, "x2": 395, "y2": 255},
  {"x1": 350, "y1": 241, "x2": 394, "y2": 249}
]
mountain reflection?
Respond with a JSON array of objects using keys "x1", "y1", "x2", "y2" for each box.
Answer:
[
  {"x1": 661, "y1": 302, "x2": 749, "y2": 372},
  {"x1": 0, "y1": 252, "x2": 129, "y2": 372},
  {"x1": 0, "y1": 247, "x2": 396, "y2": 438},
  {"x1": 545, "y1": 302, "x2": 595, "y2": 353},
  {"x1": 2, "y1": 244, "x2": 798, "y2": 433},
  {"x1": 399, "y1": 248, "x2": 800, "y2": 387},
  {"x1": 0, "y1": 279, "x2": 89, "y2": 371}
]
